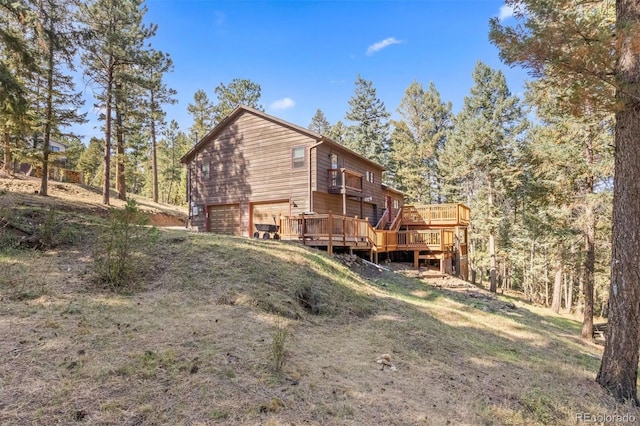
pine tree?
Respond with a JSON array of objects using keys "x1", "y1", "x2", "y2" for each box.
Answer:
[
  {"x1": 308, "y1": 108, "x2": 331, "y2": 134},
  {"x1": 325, "y1": 120, "x2": 346, "y2": 144},
  {"x1": 139, "y1": 50, "x2": 176, "y2": 203},
  {"x1": 390, "y1": 81, "x2": 452, "y2": 203},
  {"x1": 440, "y1": 61, "x2": 527, "y2": 292},
  {"x1": 158, "y1": 119, "x2": 189, "y2": 204},
  {"x1": 212, "y1": 78, "x2": 263, "y2": 125},
  {"x1": 77, "y1": 137, "x2": 103, "y2": 184},
  {"x1": 490, "y1": 0, "x2": 640, "y2": 403},
  {"x1": 0, "y1": 1, "x2": 33, "y2": 173},
  {"x1": 79, "y1": 0, "x2": 155, "y2": 205},
  {"x1": 28, "y1": 0, "x2": 86, "y2": 196},
  {"x1": 344, "y1": 75, "x2": 390, "y2": 166},
  {"x1": 187, "y1": 89, "x2": 215, "y2": 142}
]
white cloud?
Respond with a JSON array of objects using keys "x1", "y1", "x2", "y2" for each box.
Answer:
[
  {"x1": 498, "y1": 5, "x2": 515, "y2": 21},
  {"x1": 270, "y1": 97, "x2": 295, "y2": 110},
  {"x1": 366, "y1": 37, "x2": 403, "y2": 56}
]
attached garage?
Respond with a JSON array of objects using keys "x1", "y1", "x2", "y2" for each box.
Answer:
[
  {"x1": 207, "y1": 204, "x2": 240, "y2": 235},
  {"x1": 251, "y1": 201, "x2": 290, "y2": 235}
]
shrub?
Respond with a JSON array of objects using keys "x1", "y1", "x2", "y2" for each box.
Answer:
[
  {"x1": 270, "y1": 317, "x2": 288, "y2": 373},
  {"x1": 93, "y1": 199, "x2": 158, "y2": 289}
]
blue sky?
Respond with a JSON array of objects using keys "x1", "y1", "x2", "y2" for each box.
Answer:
[{"x1": 78, "y1": 0, "x2": 524, "y2": 141}]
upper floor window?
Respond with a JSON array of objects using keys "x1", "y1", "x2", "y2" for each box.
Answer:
[
  {"x1": 365, "y1": 170, "x2": 374, "y2": 183},
  {"x1": 393, "y1": 199, "x2": 400, "y2": 209},
  {"x1": 330, "y1": 153, "x2": 342, "y2": 169},
  {"x1": 51, "y1": 146, "x2": 60, "y2": 152},
  {"x1": 201, "y1": 162, "x2": 210, "y2": 180},
  {"x1": 292, "y1": 146, "x2": 305, "y2": 169}
]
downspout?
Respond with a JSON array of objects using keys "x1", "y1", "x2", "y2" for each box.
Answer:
[{"x1": 309, "y1": 140, "x2": 323, "y2": 212}]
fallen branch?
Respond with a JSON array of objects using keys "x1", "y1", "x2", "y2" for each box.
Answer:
[
  {"x1": 362, "y1": 259, "x2": 390, "y2": 271},
  {"x1": 0, "y1": 217, "x2": 33, "y2": 235}
]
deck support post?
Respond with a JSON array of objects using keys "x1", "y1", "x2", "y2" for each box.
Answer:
[
  {"x1": 414, "y1": 250, "x2": 419, "y2": 269},
  {"x1": 440, "y1": 254, "x2": 445, "y2": 274},
  {"x1": 342, "y1": 191, "x2": 347, "y2": 216},
  {"x1": 328, "y1": 211, "x2": 333, "y2": 255},
  {"x1": 343, "y1": 216, "x2": 346, "y2": 247}
]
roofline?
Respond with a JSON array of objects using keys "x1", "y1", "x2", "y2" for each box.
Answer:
[
  {"x1": 179, "y1": 105, "x2": 385, "y2": 170},
  {"x1": 381, "y1": 184, "x2": 405, "y2": 196}
]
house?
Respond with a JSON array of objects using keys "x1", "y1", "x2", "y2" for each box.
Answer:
[
  {"x1": 180, "y1": 105, "x2": 403, "y2": 236},
  {"x1": 180, "y1": 105, "x2": 469, "y2": 278}
]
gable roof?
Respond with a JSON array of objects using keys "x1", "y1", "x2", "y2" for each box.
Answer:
[{"x1": 179, "y1": 105, "x2": 385, "y2": 170}]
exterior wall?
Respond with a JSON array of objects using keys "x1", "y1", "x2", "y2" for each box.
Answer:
[
  {"x1": 312, "y1": 192, "x2": 379, "y2": 225},
  {"x1": 384, "y1": 190, "x2": 404, "y2": 223},
  {"x1": 313, "y1": 143, "x2": 386, "y2": 224},
  {"x1": 187, "y1": 110, "x2": 315, "y2": 234}
]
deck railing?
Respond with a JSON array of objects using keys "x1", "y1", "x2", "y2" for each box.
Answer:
[
  {"x1": 397, "y1": 229, "x2": 455, "y2": 251},
  {"x1": 280, "y1": 213, "x2": 373, "y2": 246},
  {"x1": 280, "y1": 213, "x2": 460, "y2": 254},
  {"x1": 401, "y1": 203, "x2": 470, "y2": 226},
  {"x1": 328, "y1": 168, "x2": 363, "y2": 193}
]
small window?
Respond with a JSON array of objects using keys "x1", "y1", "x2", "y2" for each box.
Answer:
[
  {"x1": 292, "y1": 146, "x2": 305, "y2": 169},
  {"x1": 51, "y1": 146, "x2": 60, "y2": 152},
  {"x1": 393, "y1": 199, "x2": 400, "y2": 209},
  {"x1": 201, "y1": 162, "x2": 210, "y2": 180},
  {"x1": 330, "y1": 153, "x2": 340, "y2": 169},
  {"x1": 365, "y1": 170, "x2": 374, "y2": 183}
]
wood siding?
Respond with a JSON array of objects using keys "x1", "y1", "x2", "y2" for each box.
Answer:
[
  {"x1": 187, "y1": 110, "x2": 315, "y2": 233},
  {"x1": 185, "y1": 107, "x2": 401, "y2": 234},
  {"x1": 313, "y1": 143, "x2": 386, "y2": 224}
]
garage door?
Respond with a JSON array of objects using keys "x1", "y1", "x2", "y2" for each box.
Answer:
[
  {"x1": 252, "y1": 201, "x2": 290, "y2": 229},
  {"x1": 208, "y1": 204, "x2": 240, "y2": 235}
]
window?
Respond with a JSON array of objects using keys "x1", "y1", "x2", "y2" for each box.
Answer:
[
  {"x1": 365, "y1": 170, "x2": 374, "y2": 183},
  {"x1": 393, "y1": 199, "x2": 400, "y2": 209},
  {"x1": 201, "y1": 162, "x2": 210, "y2": 180},
  {"x1": 330, "y1": 153, "x2": 341, "y2": 169},
  {"x1": 50, "y1": 146, "x2": 60, "y2": 152},
  {"x1": 292, "y1": 146, "x2": 305, "y2": 169}
]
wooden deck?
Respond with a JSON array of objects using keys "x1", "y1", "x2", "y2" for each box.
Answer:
[{"x1": 279, "y1": 203, "x2": 469, "y2": 262}]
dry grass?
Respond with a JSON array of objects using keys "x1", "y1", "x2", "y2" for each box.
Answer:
[{"x1": 1, "y1": 180, "x2": 639, "y2": 425}]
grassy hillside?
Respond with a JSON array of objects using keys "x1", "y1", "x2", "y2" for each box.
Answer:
[{"x1": 1, "y1": 178, "x2": 638, "y2": 425}]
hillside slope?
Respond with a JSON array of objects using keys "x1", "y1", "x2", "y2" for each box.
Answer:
[{"x1": 0, "y1": 179, "x2": 637, "y2": 425}]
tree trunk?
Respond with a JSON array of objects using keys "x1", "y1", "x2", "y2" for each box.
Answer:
[
  {"x1": 581, "y1": 202, "x2": 595, "y2": 340},
  {"x1": 551, "y1": 258, "x2": 563, "y2": 314},
  {"x1": 577, "y1": 272, "x2": 585, "y2": 315},
  {"x1": 488, "y1": 179, "x2": 497, "y2": 293},
  {"x1": 3, "y1": 131, "x2": 10, "y2": 173},
  {"x1": 544, "y1": 249, "x2": 550, "y2": 306},
  {"x1": 566, "y1": 271, "x2": 574, "y2": 313},
  {"x1": 103, "y1": 67, "x2": 113, "y2": 206},
  {"x1": 151, "y1": 90, "x2": 159, "y2": 203},
  {"x1": 596, "y1": 0, "x2": 640, "y2": 404},
  {"x1": 470, "y1": 239, "x2": 476, "y2": 285},
  {"x1": 40, "y1": 32, "x2": 55, "y2": 197},
  {"x1": 115, "y1": 98, "x2": 126, "y2": 201}
]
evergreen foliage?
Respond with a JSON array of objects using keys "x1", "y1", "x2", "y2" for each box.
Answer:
[
  {"x1": 439, "y1": 61, "x2": 527, "y2": 292},
  {"x1": 212, "y1": 78, "x2": 263, "y2": 125},
  {"x1": 344, "y1": 75, "x2": 390, "y2": 167},
  {"x1": 308, "y1": 108, "x2": 331, "y2": 134},
  {"x1": 389, "y1": 81, "x2": 452, "y2": 203}
]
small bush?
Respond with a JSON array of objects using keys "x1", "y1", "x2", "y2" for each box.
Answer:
[
  {"x1": 93, "y1": 199, "x2": 158, "y2": 289},
  {"x1": 270, "y1": 317, "x2": 288, "y2": 373}
]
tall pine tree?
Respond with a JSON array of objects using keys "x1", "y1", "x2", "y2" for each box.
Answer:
[
  {"x1": 344, "y1": 75, "x2": 390, "y2": 167},
  {"x1": 440, "y1": 62, "x2": 527, "y2": 292},
  {"x1": 390, "y1": 81, "x2": 452, "y2": 203},
  {"x1": 490, "y1": 0, "x2": 640, "y2": 403}
]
